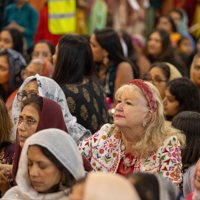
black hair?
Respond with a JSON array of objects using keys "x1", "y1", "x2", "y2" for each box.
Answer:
[
  {"x1": 53, "y1": 34, "x2": 96, "y2": 84},
  {"x1": 39, "y1": 145, "x2": 76, "y2": 189},
  {"x1": 170, "y1": 8, "x2": 184, "y2": 20},
  {"x1": 167, "y1": 77, "x2": 200, "y2": 113},
  {"x1": 145, "y1": 29, "x2": 172, "y2": 62},
  {"x1": 94, "y1": 28, "x2": 128, "y2": 65},
  {"x1": 172, "y1": 111, "x2": 200, "y2": 171},
  {"x1": 34, "y1": 40, "x2": 55, "y2": 56},
  {"x1": 21, "y1": 96, "x2": 43, "y2": 115},
  {"x1": 1, "y1": 27, "x2": 24, "y2": 54},
  {"x1": 0, "y1": 49, "x2": 26, "y2": 98},
  {"x1": 148, "y1": 62, "x2": 171, "y2": 81},
  {"x1": 157, "y1": 15, "x2": 177, "y2": 32},
  {"x1": 128, "y1": 173, "x2": 159, "y2": 200}
]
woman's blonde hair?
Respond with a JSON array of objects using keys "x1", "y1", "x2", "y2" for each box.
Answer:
[
  {"x1": 0, "y1": 99, "x2": 13, "y2": 143},
  {"x1": 114, "y1": 81, "x2": 185, "y2": 157}
]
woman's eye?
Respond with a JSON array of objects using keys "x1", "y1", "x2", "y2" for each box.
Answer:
[
  {"x1": 28, "y1": 161, "x2": 33, "y2": 167},
  {"x1": 38, "y1": 164, "x2": 48, "y2": 169},
  {"x1": 126, "y1": 101, "x2": 132, "y2": 105}
]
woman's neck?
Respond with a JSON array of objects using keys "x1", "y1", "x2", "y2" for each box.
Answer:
[{"x1": 120, "y1": 128, "x2": 144, "y2": 153}]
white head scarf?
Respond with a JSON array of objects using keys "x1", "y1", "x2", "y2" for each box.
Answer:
[
  {"x1": 12, "y1": 74, "x2": 91, "y2": 143},
  {"x1": 16, "y1": 128, "x2": 85, "y2": 199},
  {"x1": 83, "y1": 172, "x2": 140, "y2": 200}
]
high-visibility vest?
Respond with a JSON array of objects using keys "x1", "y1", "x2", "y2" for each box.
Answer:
[{"x1": 48, "y1": 0, "x2": 76, "y2": 34}]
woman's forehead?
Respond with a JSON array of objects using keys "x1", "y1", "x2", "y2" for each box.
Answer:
[
  {"x1": 117, "y1": 86, "x2": 144, "y2": 100},
  {"x1": 23, "y1": 80, "x2": 38, "y2": 92}
]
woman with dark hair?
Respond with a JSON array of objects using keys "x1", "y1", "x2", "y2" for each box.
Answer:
[
  {"x1": 163, "y1": 77, "x2": 200, "y2": 121},
  {"x1": 53, "y1": 34, "x2": 110, "y2": 133},
  {"x1": 143, "y1": 62, "x2": 182, "y2": 99},
  {"x1": 3, "y1": 128, "x2": 85, "y2": 200},
  {"x1": 0, "y1": 27, "x2": 24, "y2": 54},
  {"x1": 32, "y1": 40, "x2": 55, "y2": 63},
  {"x1": 90, "y1": 28, "x2": 136, "y2": 103},
  {"x1": 128, "y1": 173, "x2": 179, "y2": 200},
  {"x1": 0, "y1": 98, "x2": 14, "y2": 197},
  {"x1": 0, "y1": 48, "x2": 26, "y2": 101},
  {"x1": 172, "y1": 111, "x2": 200, "y2": 173},
  {"x1": 145, "y1": 29, "x2": 186, "y2": 76},
  {"x1": 156, "y1": 15, "x2": 181, "y2": 47}
]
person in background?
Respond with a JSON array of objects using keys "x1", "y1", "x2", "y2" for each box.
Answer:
[
  {"x1": 156, "y1": 15, "x2": 181, "y2": 47},
  {"x1": 12, "y1": 75, "x2": 90, "y2": 143},
  {"x1": 0, "y1": 48, "x2": 26, "y2": 102},
  {"x1": 184, "y1": 159, "x2": 200, "y2": 200},
  {"x1": 0, "y1": 27, "x2": 24, "y2": 55},
  {"x1": 79, "y1": 79, "x2": 185, "y2": 185},
  {"x1": 6, "y1": 58, "x2": 54, "y2": 113},
  {"x1": 163, "y1": 77, "x2": 200, "y2": 121},
  {"x1": 34, "y1": 1, "x2": 61, "y2": 46},
  {"x1": 143, "y1": 62, "x2": 182, "y2": 99},
  {"x1": 177, "y1": 36, "x2": 194, "y2": 75},
  {"x1": 190, "y1": 53, "x2": 200, "y2": 96},
  {"x1": 172, "y1": 111, "x2": 200, "y2": 197},
  {"x1": 128, "y1": 173, "x2": 179, "y2": 200},
  {"x1": 21, "y1": 58, "x2": 54, "y2": 80},
  {"x1": 68, "y1": 172, "x2": 140, "y2": 200},
  {"x1": 53, "y1": 34, "x2": 110, "y2": 133},
  {"x1": 169, "y1": 8, "x2": 195, "y2": 51},
  {"x1": 0, "y1": 98, "x2": 14, "y2": 197},
  {"x1": 90, "y1": 28, "x2": 135, "y2": 103},
  {"x1": 3, "y1": 128, "x2": 85, "y2": 200},
  {"x1": 3, "y1": 0, "x2": 38, "y2": 53},
  {"x1": 172, "y1": 111, "x2": 200, "y2": 174},
  {"x1": 32, "y1": 40, "x2": 55, "y2": 64},
  {"x1": 145, "y1": 29, "x2": 187, "y2": 76}
]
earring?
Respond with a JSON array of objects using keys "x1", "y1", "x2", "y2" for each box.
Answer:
[
  {"x1": 142, "y1": 121, "x2": 147, "y2": 128},
  {"x1": 103, "y1": 56, "x2": 109, "y2": 65}
]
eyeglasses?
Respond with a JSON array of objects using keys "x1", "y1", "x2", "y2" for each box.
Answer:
[
  {"x1": 143, "y1": 75, "x2": 167, "y2": 84},
  {"x1": 18, "y1": 116, "x2": 38, "y2": 127},
  {"x1": 17, "y1": 91, "x2": 38, "y2": 102}
]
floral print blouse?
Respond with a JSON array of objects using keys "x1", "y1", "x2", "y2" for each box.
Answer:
[{"x1": 79, "y1": 124, "x2": 182, "y2": 185}]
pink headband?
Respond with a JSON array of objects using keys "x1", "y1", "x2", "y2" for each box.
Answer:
[{"x1": 129, "y1": 79, "x2": 157, "y2": 112}]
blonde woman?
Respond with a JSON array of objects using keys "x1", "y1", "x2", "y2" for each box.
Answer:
[{"x1": 79, "y1": 79, "x2": 185, "y2": 185}]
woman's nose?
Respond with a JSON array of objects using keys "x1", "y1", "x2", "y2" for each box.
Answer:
[
  {"x1": 29, "y1": 164, "x2": 39, "y2": 177},
  {"x1": 163, "y1": 97, "x2": 167, "y2": 105}
]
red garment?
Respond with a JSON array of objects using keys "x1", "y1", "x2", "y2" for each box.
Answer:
[
  {"x1": 186, "y1": 193, "x2": 193, "y2": 200},
  {"x1": 117, "y1": 153, "x2": 135, "y2": 175},
  {"x1": 34, "y1": 4, "x2": 61, "y2": 46}
]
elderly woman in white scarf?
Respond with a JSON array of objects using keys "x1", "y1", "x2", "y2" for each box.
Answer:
[
  {"x1": 12, "y1": 74, "x2": 91, "y2": 143},
  {"x1": 2, "y1": 128, "x2": 85, "y2": 200}
]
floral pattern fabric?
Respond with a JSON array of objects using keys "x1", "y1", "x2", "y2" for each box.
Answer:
[
  {"x1": 79, "y1": 124, "x2": 183, "y2": 185},
  {"x1": 61, "y1": 79, "x2": 110, "y2": 133}
]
